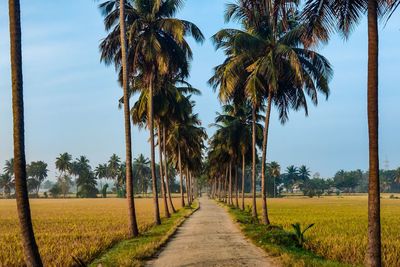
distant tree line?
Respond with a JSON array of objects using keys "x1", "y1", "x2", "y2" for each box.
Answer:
[
  {"x1": 228, "y1": 162, "x2": 400, "y2": 199},
  {"x1": 262, "y1": 164, "x2": 400, "y2": 197},
  {"x1": 0, "y1": 153, "x2": 181, "y2": 199}
]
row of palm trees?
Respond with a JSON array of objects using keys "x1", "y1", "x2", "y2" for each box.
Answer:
[
  {"x1": 7, "y1": 0, "x2": 207, "y2": 265},
  {"x1": 0, "y1": 159, "x2": 48, "y2": 198},
  {"x1": 98, "y1": 0, "x2": 207, "y2": 233},
  {"x1": 206, "y1": 0, "x2": 398, "y2": 266},
  {"x1": 208, "y1": 0, "x2": 331, "y2": 222}
]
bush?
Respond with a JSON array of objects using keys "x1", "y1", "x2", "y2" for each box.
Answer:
[
  {"x1": 259, "y1": 226, "x2": 298, "y2": 247},
  {"x1": 291, "y1": 223, "x2": 315, "y2": 247},
  {"x1": 49, "y1": 184, "x2": 62, "y2": 198}
]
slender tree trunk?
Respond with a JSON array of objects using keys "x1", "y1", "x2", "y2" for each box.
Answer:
[
  {"x1": 217, "y1": 176, "x2": 221, "y2": 200},
  {"x1": 228, "y1": 160, "x2": 232, "y2": 205},
  {"x1": 163, "y1": 127, "x2": 176, "y2": 213},
  {"x1": 241, "y1": 152, "x2": 246, "y2": 210},
  {"x1": 251, "y1": 106, "x2": 258, "y2": 219},
  {"x1": 185, "y1": 167, "x2": 191, "y2": 205},
  {"x1": 190, "y1": 172, "x2": 194, "y2": 202},
  {"x1": 157, "y1": 123, "x2": 170, "y2": 218},
  {"x1": 148, "y1": 69, "x2": 161, "y2": 225},
  {"x1": 178, "y1": 145, "x2": 185, "y2": 207},
  {"x1": 119, "y1": 0, "x2": 139, "y2": 237},
  {"x1": 235, "y1": 165, "x2": 239, "y2": 208},
  {"x1": 274, "y1": 176, "x2": 276, "y2": 198},
  {"x1": 366, "y1": 1, "x2": 381, "y2": 266},
  {"x1": 224, "y1": 166, "x2": 228, "y2": 203},
  {"x1": 261, "y1": 94, "x2": 272, "y2": 225},
  {"x1": 9, "y1": 1, "x2": 43, "y2": 265}
]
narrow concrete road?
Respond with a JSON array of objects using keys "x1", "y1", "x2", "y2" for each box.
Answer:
[{"x1": 146, "y1": 197, "x2": 276, "y2": 267}]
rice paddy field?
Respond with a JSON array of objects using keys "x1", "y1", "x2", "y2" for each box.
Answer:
[
  {"x1": 0, "y1": 198, "x2": 182, "y2": 266},
  {"x1": 247, "y1": 194, "x2": 400, "y2": 266},
  {"x1": 2, "y1": 195, "x2": 399, "y2": 266}
]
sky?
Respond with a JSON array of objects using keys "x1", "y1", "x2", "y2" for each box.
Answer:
[{"x1": 0, "y1": 0, "x2": 399, "y2": 180}]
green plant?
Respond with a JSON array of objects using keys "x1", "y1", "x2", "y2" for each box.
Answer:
[{"x1": 291, "y1": 222, "x2": 315, "y2": 247}]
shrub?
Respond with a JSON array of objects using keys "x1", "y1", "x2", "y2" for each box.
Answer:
[{"x1": 291, "y1": 223, "x2": 315, "y2": 247}]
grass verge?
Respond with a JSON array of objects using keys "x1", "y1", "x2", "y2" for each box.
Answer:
[
  {"x1": 220, "y1": 202, "x2": 356, "y2": 267},
  {"x1": 89, "y1": 201, "x2": 199, "y2": 267}
]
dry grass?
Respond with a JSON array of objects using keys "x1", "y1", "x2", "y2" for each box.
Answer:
[
  {"x1": 0, "y1": 198, "x2": 181, "y2": 266},
  {"x1": 243, "y1": 195, "x2": 400, "y2": 266}
]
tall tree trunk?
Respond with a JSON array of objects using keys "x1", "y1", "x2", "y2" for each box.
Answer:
[
  {"x1": 235, "y1": 165, "x2": 239, "y2": 208},
  {"x1": 148, "y1": 69, "x2": 161, "y2": 225},
  {"x1": 178, "y1": 145, "x2": 185, "y2": 207},
  {"x1": 9, "y1": 0, "x2": 43, "y2": 265},
  {"x1": 228, "y1": 160, "x2": 232, "y2": 205},
  {"x1": 367, "y1": 1, "x2": 381, "y2": 266},
  {"x1": 157, "y1": 123, "x2": 170, "y2": 218},
  {"x1": 251, "y1": 105, "x2": 258, "y2": 219},
  {"x1": 241, "y1": 151, "x2": 246, "y2": 210},
  {"x1": 190, "y1": 172, "x2": 194, "y2": 202},
  {"x1": 224, "y1": 166, "x2": 228, "y2": 203},
  {"x1": 163, "y1": 127, "x2": 176, "y2": 213},
  {"x1": 185, "y1": 166, "x2": 191, "y2": 205},
  {"x1": 217, "y1": 176, "x2": 221, "y2": 200},
  {"x1": 119, "y1": 0, "x2": 139, "y2": 237},
  {"x1": 261, "y1": 94, "x2": 272, "y2": 225}
]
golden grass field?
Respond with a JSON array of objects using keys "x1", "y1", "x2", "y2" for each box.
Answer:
[
  {"x1": 246, "y1": 194, "x2": 400, "y2": 266},
  {"x1": 0, "y1": 198, "x2": 182, "y2": 267}
]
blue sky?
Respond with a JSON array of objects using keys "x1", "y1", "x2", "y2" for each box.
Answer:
[{"x1": 0, "y1": 0, "x2": 399, "y2": 179}]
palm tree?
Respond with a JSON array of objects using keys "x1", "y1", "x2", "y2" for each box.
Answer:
[
  {"x1": 133, "y1": 154, "x2": 150, "y2": 195},
  {"x1": 4, "y1": 158, "x2": 15, "y2": 177},
  {"x1": 100, "y1": 0, "x2": 204, "y2": 225},
  {"x1": 118, "y1": 0, "x2": 138, "y2": 236},
  {"x1": 55, "y1": 153, "x2": 72, "y2": 177},
  {"x1": 285, "y1": 165, "x2": 298, "y2": 193},
  {"x1": 302, "y1": 0, "x2": 399, "y2": 264},
  {"x1": 298, "y1": 165, "x2": 311, "y2": 187},
  {"x1": 95, "y1": 163, "x2": 109, "y2": 196},
  {"x1": 98, "y1": 0, "x2": 139, "y2": 236},
  {"x1": 27, "y1": 161, "x2": 48, "y2": 197},
  {"x1": 70, "y1": 156, "x2": 93, "y2": 196},
  {"x1": 211, "y1": 1, "x2": 332, "y2": 223},
  {"x1": 268, "y1": 161, "x2": 281, "y2": 198},
  {"x1": 8, "y1": 0, "x2": 42, "y2": 265},
  {"x1": 0, "y1": 173, "x2": 14, "y2": 198},
  {"x1": 107, "y1": 154, "x2": 121, "y2": 193}
]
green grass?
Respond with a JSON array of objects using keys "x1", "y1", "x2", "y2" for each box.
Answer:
[
  {"x1": 223, "y1": 203, "x2": 357, "y2": 267},
  {"x1": 89, "y1": 202, "x2": 198, "y2": 267}
]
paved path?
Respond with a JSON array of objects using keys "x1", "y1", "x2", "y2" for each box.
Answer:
[{"x1": 146, "y1": 197, "x2": 276, "y2": 267}]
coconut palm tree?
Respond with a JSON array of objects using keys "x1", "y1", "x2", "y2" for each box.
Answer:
[
  {"x1": 211, "y1": 1, "x2": 332, "y2": 223},
  {"x1": 55, "y1": 153, "x2": 72, "y2": 177},
  {"x1": 27, "y1": 161, "x2": 48, "y2": 197},
  {"x1": 285, "y1": 165, "x2": 298, "y2": 193},
  {"x1": 95, "y1": 163, "x2": 109, "y2": 195},
  {"x1": 98, "y1": 0, "x2": 139, "y2": 236},
  {"x1": 268, "y1": 161, "x2": 280, "y2": 198},
  {"x1": 107, "y1": 154, "x2": 121, "y2": 194},
  {"x1": 4, "y1": 158, "x2": 15, "y2": 177},
  {"x1": 8, "y1": 0, "x2": 42, "y2": 265},
  {"x1": 100, "y1": 0, "x2": 204, "y2": 225},
  {"x1": 301, "y1": 0, "x2": 399, "y2": 264},
  {"x1": 298, "y1": 165, "x2": 311, "y2": 182},
  {"x1": 133, "y1": 154, "x2": 150, "y2": 195},
  {"x1": 0, "y1": 173, "x2": 14, "y2": 198}
]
